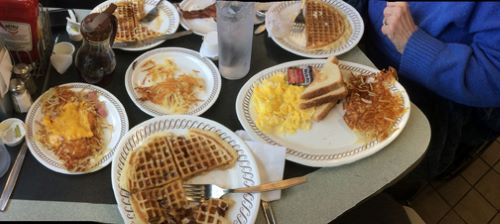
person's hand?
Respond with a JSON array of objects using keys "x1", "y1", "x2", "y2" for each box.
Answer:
[{"x1": 381, "y1": 2, "x2": 418, "y2": 54}]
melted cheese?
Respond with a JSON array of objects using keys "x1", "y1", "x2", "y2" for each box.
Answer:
[{"x1": 42, "y1": 102, "x2": 94, "y2": 143}]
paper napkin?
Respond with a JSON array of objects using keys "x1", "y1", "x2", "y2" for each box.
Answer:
[
  {"x1": 0, "y1": 48, "x2": 12, "y2": 96},
  {"x1": 235, "y1": 130, "x2": 286, "y2": 201}
]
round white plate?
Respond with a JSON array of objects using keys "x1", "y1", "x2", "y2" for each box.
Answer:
[
  {"x1": 125, "y1": 47, "x2": 221, "y2": 117},
  {"x1": 25, "y1": 83, "x2": 129, "y2": 174},
  {"x1": 92, "y1": 0, "x2": 180, "y2": 51},
  {"x1": 236, "y1": 60, "x2": 411, "y2": 167},
  {"x1": 111, "y1": 115, "x2": 261, "y2": 224},
  {"x1": 178, "y1": 0, "x2": 270, "y2": 36},
  {"x1": 265, "y1": 0, "x2": 364, "y2": 58}
]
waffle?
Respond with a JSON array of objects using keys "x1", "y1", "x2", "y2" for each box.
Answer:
[
  {"x1": 193, "y1": 199, "x2": 233, "y2": 224},
  {"x1": 130, "y1": 179, "x2": 190, "y2": 224},
  {"x1": 113, "y1": 0, "x2": 161, "y2": 43},
  {"x1": 122, "y1": 128, "x2": 238, "y2": 224},
  {"x1": 170, "y1": 129, "x2": 238, "y2": 179},
  {"x1": 120, "y1": 133, "x2": 181, "y2": 193},
  {"x1": 304, "y1": 0, "x2": 352, "y2": 50}
]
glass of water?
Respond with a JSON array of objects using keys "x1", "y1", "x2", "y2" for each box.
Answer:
[{"x1": 216, "y1": 1, "x2": 255, "y2": 80}]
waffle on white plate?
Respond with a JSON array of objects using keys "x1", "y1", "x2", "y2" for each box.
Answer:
[
  {"x1": 303, "y1": 0, "x2": 352, "y2": 50},
  {"x1": 120, "y1": 128, "x2": 238, "y2": 224},
  {"x1": 114, "y1": 0, "x2": 162, "y2": 43}
]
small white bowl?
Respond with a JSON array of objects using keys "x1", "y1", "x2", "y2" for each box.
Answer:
[
  {"x1": 0, "y1": 118, "x2": 26, "y2": 147},
  {"x1": 53, "y1": 42, "x2": 75, "y2": 55}
]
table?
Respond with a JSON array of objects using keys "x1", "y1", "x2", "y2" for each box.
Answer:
[{"x1": 0, "y1": 8, "x2": 431, "y2": 223}]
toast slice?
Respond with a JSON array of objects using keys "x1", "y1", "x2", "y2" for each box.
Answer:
[
  {"x1": 299, "y1": 86, "x2": 347, "y2": 109},
  {"x1": 301, "y1": 56, "x2": 344, "y2": 100},
  {"x1": 313, "y1": 100, "x2": 338, "y2": 121}
]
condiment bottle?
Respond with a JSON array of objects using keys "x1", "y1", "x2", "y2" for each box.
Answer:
[
  {"x1": 9, "y1": 78, "x2": 32, "y2": 113},
  {"x1": 0, "y1": 0, "x2": 40, "y2": 64},
  {"x1": 75, "y1": 4, "x2": 118, "y2": 84},
  {"x1": 12, "y1": 63, "x2": 37, "y2": 95}
]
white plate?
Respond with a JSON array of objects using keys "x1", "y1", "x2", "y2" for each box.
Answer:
[
  {"x1": 125, "y1": 47, "x2": 221, "y2": 117},
  {"x1": 265, "y1": 0, "x2": 364, "y2": 58},
  {"x1": 111, "y1": 115, "x2": 261, "y2": 224},
  {"x1": 92, "y1": 0, "x2": 180, "y2": 51},
  {"x1": 178, "y1": 0, "x2": 271, "y2": 36},
  {"x1": 25, "y1": 83, "x2": 129, "y2": 174},
  {"x1": 236, "y1": 60, "x2": 411, "y2": 167}
]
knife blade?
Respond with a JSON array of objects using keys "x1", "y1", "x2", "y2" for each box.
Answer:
[
  {"x1": 0, "y1": 141, "x2": 28, "y2": 211},
  {"x1": 113, "y1": 30, "x2": 193, "y2": 48},
  {"x1": 261, "y1": 200, "x2": 277, "y2": 224}
]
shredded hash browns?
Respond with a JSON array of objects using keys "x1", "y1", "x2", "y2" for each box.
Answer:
[
  {"x1": 134, "y1": 59, "x2": 205, "y2": 114},
  {"x1": 343, "y1": 67, "x2": 405, "y2": 142},
  {"x1": 37, "y1": 87, "x2": 111, "y2": 172}
]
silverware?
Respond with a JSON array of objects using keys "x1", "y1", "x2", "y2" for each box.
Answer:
[
  {"x1": 0, "y1": 142, "x2": 28, "y2": 211},
  {"x1": 113, "y1": 30, "x2": 193, "y2": 48},
  {"x1": 183, "y1": 176, "x2": 307, "y2": 202},
  {"x1": 261, "y1": 201, "x2": 277, "y2": 224},
  {"x1": 140, "y1": 0, "x2": 163, "y2": 24}
]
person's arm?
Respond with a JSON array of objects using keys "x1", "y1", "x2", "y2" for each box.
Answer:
[{"x1": 398, "y1": 4, "x2": 500, "y2": 107}]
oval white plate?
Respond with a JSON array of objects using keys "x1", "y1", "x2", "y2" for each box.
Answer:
[
  {"x1": 25, "y1": 83, "x2": 129, "y2": 174},
  {"x1": 92, "y1": 0, "x2": 180, "y2": 51},
  {"x1": 178, "y1": 0, "x2": 271, "y2": 36},
  {"x1": 111, "y1": 115, "x2": 261, "y2": 224},
  {"x1": 125, "y1": 47, "x2": 221, "y2": 117},
  {"x1": 265, "y1": 0, "x2": 364, "y2": 58},
  {"x1": 236, "y1": 60, "x2": 411, "y2": 167}
]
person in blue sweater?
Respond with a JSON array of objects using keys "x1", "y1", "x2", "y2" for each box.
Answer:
[
  {"x1": 332, "y1": 2, "x2": 499, "y2": 222},
  {"x1": 360, "y1": 1, "x2": 500, "y2": 181}
]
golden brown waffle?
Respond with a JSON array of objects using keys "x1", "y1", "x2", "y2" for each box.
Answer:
[
  {"x1": 122, "y1": 128, "x2": 238, "y2": 223},
  {"x1": 120, "y1": 134, "x2": 181, "y2": 193},
  {"x1": 130, "y1": 179, "x2": 190, "y2": 223},
  {"x1": 193, "y1": 199, "x2": 233, "y2": 224},
  {"x1": 304, "y1": 0, "x2": 352, "y2": 50},
  {"x1": 170, "y1": 129, "x2": 238, "y2": 179},
  {"x1": 113, "y1": 0, "x2": 161, "y2": 43}
]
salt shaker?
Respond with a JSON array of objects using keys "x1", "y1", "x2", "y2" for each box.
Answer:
[
  {"x1": 9, "y1": 78, "x2": 32, "y2": 113},
  {"x1": 12, "y1": 63, "x2": 37, "y2": 95}
]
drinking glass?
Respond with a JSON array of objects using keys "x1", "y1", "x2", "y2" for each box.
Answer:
[{"x1": 216, "y1": 1, "x2": 255, "y2": 80}]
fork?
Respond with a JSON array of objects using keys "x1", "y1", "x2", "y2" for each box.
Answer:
[
  {"x1": 292, "y1": 0, "x2": 306, "y2": 33},
  {"x1": 140, "y1": 0, "x2": 163, "y2": 24},
  {"x1": 183, "y1": 176, "x2": 307, "y2": 202}
]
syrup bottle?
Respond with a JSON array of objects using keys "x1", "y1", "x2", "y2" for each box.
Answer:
[{"x1": 75, "y1": 4, "x2": 117, "y2": 84}]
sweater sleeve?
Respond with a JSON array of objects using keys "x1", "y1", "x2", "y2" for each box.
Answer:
[{"x1": 399, "y1": 27, "x2": 500, "y2": 107}]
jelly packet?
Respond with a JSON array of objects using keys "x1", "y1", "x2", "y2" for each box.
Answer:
[{"x1": 287, "y1": 66, "x2": 314, "y2": 86}]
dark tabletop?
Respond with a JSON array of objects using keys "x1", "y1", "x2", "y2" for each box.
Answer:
[{"x1": 0, "y1": 24, "x2": 319, "y2": 204}]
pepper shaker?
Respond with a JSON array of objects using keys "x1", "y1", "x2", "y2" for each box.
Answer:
[{"x1": 12, "y1": 63, "x2": 37, "y2": 95}]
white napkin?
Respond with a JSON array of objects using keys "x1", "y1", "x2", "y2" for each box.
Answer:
[
  {"x1": 235, "y1": 130, "x2": 286, "y2": 201},
  {"x1": 0, "y1": 48, "x2": 12, "y2": 96}
]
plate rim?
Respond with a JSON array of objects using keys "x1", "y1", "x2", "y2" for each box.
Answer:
[
  {"x1": 111, "y1": 114, "x2": 261, "y2": 224},
  {"x1": 91, "y1": 0, "x2": 181, "y2": 52},
  {"x1": 235, "y1": 59, "x2": 411, "y2": 167},
  {"x1": 124, "y1": 47, "x2": 222, "y2": 117},
  {"x1": 25, "y1": 82, "x2": 130, "y2": 175},
  {"x1": 265, "y1": 0, "x2": 365, "y2": 58}
]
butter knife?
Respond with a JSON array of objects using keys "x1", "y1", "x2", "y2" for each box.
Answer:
[
  {"x1": 261, "y1": 200, "x2": 277, "y2": 224},
  {"x1": 0, "y1": 141, "x2": 28, "y2": 211},
  {"x1": 113, "y1": 30, "x2": 193, "y2": 48}
]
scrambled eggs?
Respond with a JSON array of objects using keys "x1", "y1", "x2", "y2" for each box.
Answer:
[{"x1": 251, "y1": 73, "x2": 315, "y2": 135}]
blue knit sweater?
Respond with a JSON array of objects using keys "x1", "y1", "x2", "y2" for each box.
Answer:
[{"x1": 367, "y1": 1, "x2": 500, "y2": 107}]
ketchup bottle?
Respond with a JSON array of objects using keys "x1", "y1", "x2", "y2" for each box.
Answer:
[{"x1": 0, "y1": 0, "x2": 40, "y2": 64}]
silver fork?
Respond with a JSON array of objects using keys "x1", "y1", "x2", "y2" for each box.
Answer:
[
  {"x1": 183, "y1": 176, "x2": 307, "y2": 202},
  {"x1": 140, "y1": 0, "x2": 163, "y2": 24}
]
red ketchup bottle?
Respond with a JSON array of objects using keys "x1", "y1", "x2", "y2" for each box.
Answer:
[{"x1": 0, "y1": 0, "x2": 40, "y2": 64}]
